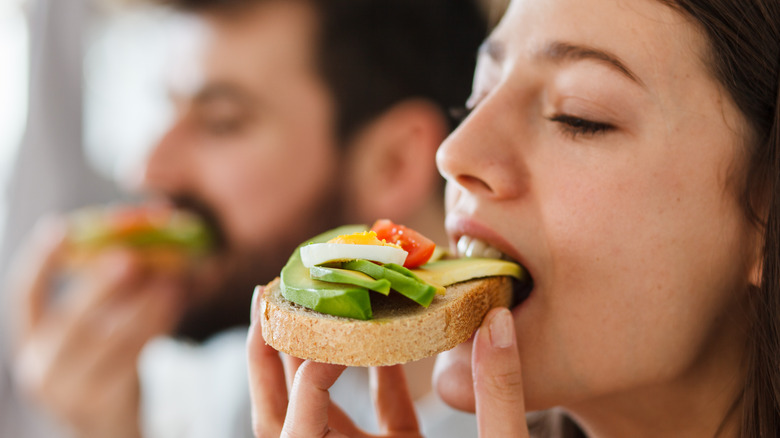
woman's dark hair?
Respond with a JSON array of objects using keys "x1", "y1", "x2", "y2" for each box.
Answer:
[
  {"x1": 660, "y1": 1, "x2": 780, "y2": 436},
  {"x1": 155, "y1": 0, "x2": 486, "y2": 142}
]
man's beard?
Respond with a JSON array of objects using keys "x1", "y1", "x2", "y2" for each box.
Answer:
[
  {"x1": 170, "y1": 187, "x2": 346, "y2": 342},
  {"x1": 172, "y1": 247, "x2": 284, "y2": 341}
]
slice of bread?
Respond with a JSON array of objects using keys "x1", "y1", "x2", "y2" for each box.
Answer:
[{"x1": 259, "y1": 276, "x2": 513, "y2": 366}]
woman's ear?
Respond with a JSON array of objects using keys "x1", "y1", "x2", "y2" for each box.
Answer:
[{"x1": 341, "y1": 99, "x2": 448, "y2": 223}]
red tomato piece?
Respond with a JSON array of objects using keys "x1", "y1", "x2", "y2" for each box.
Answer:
[
  {"x1": 370, "y1": 219, "x2": 436, "y2": 268},
  {"x1": 109, "y1": 205, "x2": 169, "y2": 237}
]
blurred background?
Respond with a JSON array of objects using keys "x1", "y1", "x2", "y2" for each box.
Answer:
[
  {"x1": 0, "y1": 0, "x2": 31, "y2": 240},
  {"x1": 0, "y1": 0, "x2": 509, "y2": 436},
  {"x1": 0, "y1": 0, "x2": 192, "y2": 435},
  {"x1": 0, "y1": 0, "x2": 187, "y2": 268}
]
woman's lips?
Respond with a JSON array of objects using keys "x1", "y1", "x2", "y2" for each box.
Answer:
[{"x1": 446, "y1": 215, "x2": 532, "y2": 271}]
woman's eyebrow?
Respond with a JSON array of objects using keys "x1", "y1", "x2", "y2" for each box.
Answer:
[{"x1": 538, "y1": 41, "x2": 645, "y2": 87}]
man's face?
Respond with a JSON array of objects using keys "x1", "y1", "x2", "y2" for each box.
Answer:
[{"x1": 140, "y1": 1, "x2": 343, "y2": 321}]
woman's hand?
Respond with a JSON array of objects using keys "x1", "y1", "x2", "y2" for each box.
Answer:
[
  {"x1": 471, "y1": 307, "x2": 531, "y2": 437},
  {"x1": 247, "y1": 287, "x2": 530, "y2": 437},
  {"x1": 247, "y1": 286, "x2": 420, "y2": 438}
]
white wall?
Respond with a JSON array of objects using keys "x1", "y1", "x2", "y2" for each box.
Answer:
[{"x1": 0, "y1": 0, "x2": 30, "y2": 244}]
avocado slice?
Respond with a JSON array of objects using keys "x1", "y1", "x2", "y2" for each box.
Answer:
[
  {"x1": 309, "y1": 266, "x2": 392, "y2": 295},
  {"x1": 69, "y1": 208, "x2": 213, "y2": 254},
  {"x1": 281, "y1": 286, "x2": 373, "y2": 321},
  {"x1": 384, "y1": 263, "x2": 420, "y2": 280},
  {"x1": 385, "y1": 263, "x2": 445, "y2": 295},
  {"x1": 281, "y1": 225, "x2": 373, "y2": 320},
  {"x1": 342, "y1": 260, "x2": 437, "y2": 307},
  {"x1": 412, "y1": 258, "x2": 525, "y2": 287}
]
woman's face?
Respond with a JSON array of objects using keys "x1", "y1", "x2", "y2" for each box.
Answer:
[{"x1": 435, "y1": 0, "x2": 758, "y2": 414}]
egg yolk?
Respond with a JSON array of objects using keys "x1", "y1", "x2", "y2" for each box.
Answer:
[{"x1": 328, "y1": 231, "x2": 402, "y2": 249}]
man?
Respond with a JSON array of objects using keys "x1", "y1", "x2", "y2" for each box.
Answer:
[{"x1": 9, "y1": 0, "x2": 486, "y2": 436}]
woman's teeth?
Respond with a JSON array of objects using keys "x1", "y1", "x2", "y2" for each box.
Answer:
[
  {"x1": 456, "y1": 235, "x2": 504, "y2": 259},
  {"x1": 457, "y1": 235, "x2": 533, "y2": 307}
]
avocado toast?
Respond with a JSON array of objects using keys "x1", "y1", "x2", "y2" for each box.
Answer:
[{"x1": 258, "y1": 224, "x2": 526, "y2": 366}]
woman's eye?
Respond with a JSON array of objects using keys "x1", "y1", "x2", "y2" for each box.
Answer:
[{"x1": 549, "y1": 114, "x2": 614, "y2": 138}]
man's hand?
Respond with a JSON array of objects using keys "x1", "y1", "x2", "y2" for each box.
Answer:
[{"x1": 9, "y1": 218, "x2": 185, "y2": 438}]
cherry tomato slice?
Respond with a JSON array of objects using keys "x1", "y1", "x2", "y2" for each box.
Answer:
[
  {"x1": 370, "y1": 219, "x2": 435, "y2": 268},
  {"x1": 108, "y1": 205, "x2": 170, "y2": 237}
]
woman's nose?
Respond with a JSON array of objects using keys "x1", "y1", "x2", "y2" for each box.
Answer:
[{"x1": 436, "y1": 92, "x2": 528, "y2": 201}]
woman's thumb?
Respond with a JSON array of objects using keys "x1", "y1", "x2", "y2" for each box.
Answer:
[{"x1": 472, "y1": 307, "x2": 530, "y2": 437}]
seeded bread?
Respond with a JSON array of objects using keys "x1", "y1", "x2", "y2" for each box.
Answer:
[{"x1": 259, "y1": 276, "x2": 513, "y2": 366}]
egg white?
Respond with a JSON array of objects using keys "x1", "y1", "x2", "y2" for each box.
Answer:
[{"x1": 300, "y1": 243, "x2": 408, "y2": 268}]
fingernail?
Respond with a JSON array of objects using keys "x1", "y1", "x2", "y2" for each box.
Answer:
[
  {"x1": 489, "y1": 308, "x2": 514, "y2": 349},
  {"x1": 250, "y1": 286, "x2": 263, "y2": 324}
]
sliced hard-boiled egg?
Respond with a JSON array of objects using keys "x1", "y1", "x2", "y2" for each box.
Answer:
[{"x1": 300, "y1": 231, "x2": 408, "y2": 268}]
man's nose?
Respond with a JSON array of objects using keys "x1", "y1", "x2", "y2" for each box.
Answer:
[{"x1": 135, "y1": 119, "x2": 191, "y2": 195}]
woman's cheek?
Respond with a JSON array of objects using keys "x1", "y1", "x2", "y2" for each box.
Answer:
[{"x1": 433, "y1": 341, "x2": 477, "y2": 412}]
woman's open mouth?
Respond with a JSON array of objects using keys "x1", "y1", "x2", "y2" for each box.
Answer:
[{"x1": 455, "y1": 235, "x2": 534, "y2": 308}]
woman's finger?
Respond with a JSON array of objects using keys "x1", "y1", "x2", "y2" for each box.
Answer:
[
  {"x1": 326, "y1": 400, "x2": 367, "y2": 437},
  {"x1": 472, "y1": 308, "x2": 530, "y2": 438},
  {"x1": 283, "y1": 361, "x2": 348, "y2": 437},
  {"x1": 247, "y1": 323, "x2": 289, "y2": 437},
  {"x1": 282, "y1": 354, "x2": 305, "y2": 392},
  {"x1": 250, "y1": 286, "x2": 263, "y2": 325},
  {"x1": 370, "y1": 365, "x2": 420, "y2": 434}
]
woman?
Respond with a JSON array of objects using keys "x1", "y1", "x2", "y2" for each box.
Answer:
[{"x1": 247, "y1": 0, "x2": 780, "y2": 436}]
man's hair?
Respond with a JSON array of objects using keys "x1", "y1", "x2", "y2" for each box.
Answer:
[{"x1": 158, "y1": 0, "x2": 487, "y2": 141}]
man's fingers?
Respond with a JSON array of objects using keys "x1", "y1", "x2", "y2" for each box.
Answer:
[
  {"x1": 47, "y1": 252, "x2": 147, "y2": 367},
  {"x1": 472, "y1": 308, "x2": 530, "y2": 438},
  {"x1": 90, "y1": 277, "x2": 183, "y2": 379},
  {"x1": 11, "y1": 217, "x2": 68, "y2": 339},
  {"x1": 283, "y1": 361, "x2": 348, "y2": 437},
  {"x1": 63, "y1": 249, "x2": 140, "y2": 319},
  {"x1": 247, "y1": 323, "x2": 289, "y2": 437},
  {"x1": 370, "y1": 366, "x2": 420, "y2": 434},
  {"x1": 15, "y1": 274, "x2": 181, "y2": 430}
]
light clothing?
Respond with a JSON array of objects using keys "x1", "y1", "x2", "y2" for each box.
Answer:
[{"x1": 139, "y1": 328, "x2": 479, "y2": 438}]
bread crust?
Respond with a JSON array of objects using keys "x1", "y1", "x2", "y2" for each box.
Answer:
[{"x1": 259, "y1": 276, "x2": 513, "y2": 366}]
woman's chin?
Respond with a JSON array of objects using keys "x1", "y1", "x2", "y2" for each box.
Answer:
[{"x1": 433, "y1": 341, "x2": 476, "y2": 412}]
